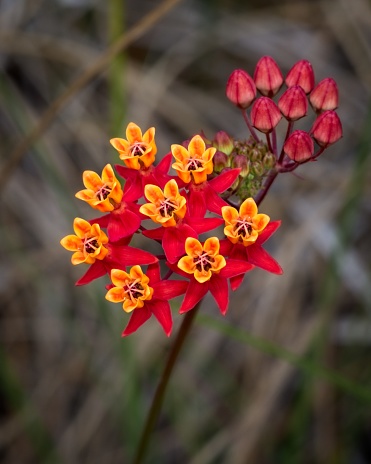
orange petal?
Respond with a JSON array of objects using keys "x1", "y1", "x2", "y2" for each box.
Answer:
[
  {"x1": 71, "y1": 251, "x2": 86, "y2": 265},
  {"x1": 82, "y1": 170, "x2": 103, "y2": 191},
  {"x1": 222, "y1": 206, "x2": 239, "y2": 225},
  {"x1": 110, "y1": 138, "x2": 130, "y2": 153},
  {"x1": 105, "y1": 286, "x2": 126, "y2": 303},
  {"x1": 191, "y1": 169, "x2": 208, "y2": 185},
  {"x1": 123, "y1": 298, "x2": 143, "y2": 313},
  {"x1": 129, "y1": 265, "x2": 146, "y2": 282},
  {"x1": 194, "y1": 268, "x2": 212, "y2": 283},
  {"x1": 171, "y1": 144, "x2": 189, "y2": 163},
  {"x1": 239, "y1": 197, "x2": 258, "y2": 219},
  {"x1": 110, "y1": 182, "x2": 123, "y2": 204},
  {"x1": 163, "y1": 179, "x2": 179, "y2": 199},
  {"x1": 111, "y1": 269, "x2": 130, "y2": 288},
  {"x1": 201, "y1": 147, "x2": 216, "y2": 162},
  {"x1": 253, "y1": 213, "x2": 270, "y2": 232},
  {"x1": 142, "y1": 127, "x2": 156, "y2": 145},
  {"x1": 172, "y1": 164, "x2": 192, "y2": 184},
  {"x1": 75, "y1": 189, "x2": 95, "y2": 202},
  {"x1": 101, "y1": 164, "x2": 115, "y2": 183},
  {"x1": 73, "y1": 218, "x2": 92, "y2": 238},
  {"x1": 204, "y1": 237, "x2": 220, "y2": 256},
  {"x1": 224, "y1": 225, "x2": 239, "y2": 244},
  {"x1": 126, "y1": 122, "x2": 143, "y2": 143},
  {"x1": 140, "y1": 151, "x2": 156, "y2": 168},
  {"x1": 122, "y1": 156, "x2": 141, "y2": 170},
  {"x1": 139, "y1": 203, "x2": 158, "y2": 218},
  {"x1": 185, "y1": 237, "x2": 203, "y2": 257},
  {"x1": 177, "y1": 256, "x2": 196, "y2": 274},
  {"x1": 60, "y1": 234, "x2": 82, "y2": 251},
  {"x1": 211, "y1": 255, "x2": 226, "y2": 272},
  {"x1": 188, "y1": 135, "x2": 206, "y2": 157},
  {"x1": 144, "y1": 184, "x2": 164, "y2": 204}
]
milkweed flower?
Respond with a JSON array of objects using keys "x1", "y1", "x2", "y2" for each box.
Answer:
[
  {"x1": 173, "y1": 237, "x2": 254, "y2": 314},
  {"x1": 75, "y1": 164, "x2": 123, "y2": 212},
  {"x1": 106, "y1": 263, "x2": 188, "y2": 336},
  {"x1": 60, "y1": 218, "x2": 108, "y2": 264},
  {"x1": 171, "y1": 135, "x2": 216, "y2": 184},
  {"x1": 110, "y1": 122, "x2": 157, "y2": 170}
]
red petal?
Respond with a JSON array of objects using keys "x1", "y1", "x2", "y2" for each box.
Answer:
[
  {"x1": 203, "y1": 184, "x2": 229, "y2": 215},
  {"x1": 208, "y1": 168, "x2": 240, "y2": 193},
  {"x1": 219, "y1": 259, "x2": 254, "y2": 278},
  {"x1": 153, "y1": 280, "x2": 188, "y2": 300},
  {"x1": 219, "y1": 238, "x2": 233, "y2": 256},
  {"x1": 75, "y1": 260, "x2": 108, "y2": 285},
  {"x1": 108, "y1": 209, "x2": 141, "y2": 242},
  {"x1": 230, "y1": 274, "x2": 245, "y2": 291},
  {"x1": 147, "y1": 300, "x2": 173, "y2": 336},
  {"x1": 122, "y1": 306, "x2": 152, "y2": 336},
  {"x1": 146, "y1": 262, "x2": 161, "y2": 283},
  {"x1": 256, "y1": 220, "x2": 281, "y2": 245},
  {"x1": 89, "y1": 214, "x2": 110, "y2": 228},
  {"x1": 228, "y1": 246, "x2": 251, "y2": 290},
  {"x1": 115, "y1": 164, "x2": 137, "y2": 180},
  {"x1": 166, "y1": 261, "x2": 190, "y2": 279},
  {"x1": 122, "y1": 174, "x2": 143, "y2": 201},
  {"x1": 188, "y1": 189, "x2": 206, "y2": 217},
  {"x1": 209, "y1": 274, "x2": 229, "y2": 315},
  {"x1": 156, "y1": 153, "x2": 172, "y2": 174},
  {"x1": 163, "y1": 224, "x2": 197, "y2": 263},
  {"x1": 179, "y1": 279, "x2": 208, "y2": 313},
  {"x1": 142, "y1": 227, "x2": 165, "y2": 241},
  {"x1": 108, "y1": 244, "x2": 157, "y2": 267},
  {"x1": 186, "y1": 217, "x2": 224, "y2": 234},
  {"x1": 247, "y1": 244, "x2": 283, "y2": 274}
]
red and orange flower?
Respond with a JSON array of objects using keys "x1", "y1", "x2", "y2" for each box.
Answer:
[
  {"x1": 110, "y1": 122, "x2": 157, "y2": 170},
  {"x1": 75, "y1": 164, "x2": 123, "y2": 212}
]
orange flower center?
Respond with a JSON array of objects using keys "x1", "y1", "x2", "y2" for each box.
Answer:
[
  {"x1": 130, "y1": 142, "x2": 148, "y2": 157},
  {"x1": 234, "y1": 217, "x2": 253, "y2": 237},
  {"x1": 193, "y1": 252, "x2": 215, "y2": 273},
  {"x1": 95, "y1": 183, "x2": 112, "y2": 201},
  {"x1": 186, "y1": 158, "x2": 204, "y2": 171},
  {"x1": 83, "y1": 237, "x2": 100, "y2": 254},
  {"x1": 124, "y1": 279, "x2": 145, "y2": 299},
  {"x1": 159, "y1": 198, "x2": 177, "y2": 218}
]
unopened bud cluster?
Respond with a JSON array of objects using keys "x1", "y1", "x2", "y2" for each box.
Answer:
[{"x1": 226, "y1": 56, "x2": 342, "y2": 171}]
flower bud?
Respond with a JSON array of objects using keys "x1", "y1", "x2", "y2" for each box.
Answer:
[
  {"x1": 213, "y1": 131, "x2": 234, "y2": 155},
  {"x1": 263, "y1": 152, "x2": 275, "y2": 169},
  {"x1": 213, "y1": 151, "x2": 229, "y2": 173},
  {"x1": 251, "y1": 161, "x2": 265, "y2": 177},
  {"x1": 309, "y1": 78, "x2": 339, "y2": 112},
  {"x1": 285, "y1": 59, "x2": 315, "y2": 94},
  {"x1": 253, "y1": 56, "x2": 283, "y2": 97},
  {"x1": 283, "y1": 130, "x2": 314, "y2": 162},
  {"x1": 251, "y1": 97, "x2": 282, "y2": 133},
  {"x1": 310, "y1": 110, "x2": 342, "y2": 147},
  {"x1": 278, "y1": 85, "x2": 308, "y2": 121},
  {"x1": 232, "y1": 154, "x2": 249, "y2": 177},
  {"x1": 226, "y1": 69, "x2": 256, "y2": 109}
]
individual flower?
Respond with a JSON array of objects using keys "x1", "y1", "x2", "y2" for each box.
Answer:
[
  {"x1": 110, "y1": 122, "x2": 157, "y2": 170},
  {"x1": 221, "y1": 197, "x2": 270, "y2": 246},
  {"x1": 139, "y1": 179, "x2": 186, "y2": 228},
  {"x1": 60, "y1": 218, "x2": 108, "y2": 265},
  {"x1": 172, "y1": 237, "x2": 254, "y2": 314},
  {"x1": 220, "y1": 220, "x2": 283, "y2": 290},
  {"x1": 283, "y1": 130, "x2": 314, "y2": 163},
  {"x1": 278, "y1": 85, "x2": 308, "y2": 121},
  {"x1": 226, "y1": 69, "x2": 257, "y2": 109},
  {"x1": 310, "y1": 110, "x2": 343, "y2": 147},
  {"x1": 75, "y1": 164, "x2": 123, "y2": 212},
  {"x1": 106, "y1": 263, "x2": 188, "y2": 336},
  {"x1": 251, "y1": 97, "x2": 282, "y2": 133},
  {"x1": 253, "y1": 56, "x2": 283, "y2": 97},
  {"x1": 171, "y1": 135, "x2": 216, "y2": 184},
  {"x1": 309, "y1": 78, "x2": 339, "y2": 112}
]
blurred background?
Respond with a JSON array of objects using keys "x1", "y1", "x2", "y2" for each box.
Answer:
[{"x1": 1, "y1": 0, "x2": 371, "y2": 463}]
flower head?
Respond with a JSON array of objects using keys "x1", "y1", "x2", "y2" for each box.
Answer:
[
  {"x1": 178, "y1": 237, "x2": 226, "y2": 283},
  {"x1": 60, "y1": 218, "x2": 108, "y2": 265},
  {"x1": 222, "y1": 198, "x2": 270, "y2": 246},
  {"x1": 110, "y1": 122, "x2": 157, "y2": 170},
  {"x1": 139, "y1": 179, "x2": 186, "y2": 227},
  {"x1": 171, "y1": 135, "x2": 216, "y2": 184},
  {"x1": 105, "y1": 266, "x2": 154, "y2": 312},
  {"x1": 75, "y1": 164, "x2": 123, "y2": 212}
]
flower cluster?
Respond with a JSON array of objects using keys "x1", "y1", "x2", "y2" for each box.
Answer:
[{"x1": 60, "y1": 56, "x2": 342, "y2": 337}]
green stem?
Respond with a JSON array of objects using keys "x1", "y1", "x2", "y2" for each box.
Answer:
[{"x1": 133, "y1": 303, "x2": 201, "y2": 464}]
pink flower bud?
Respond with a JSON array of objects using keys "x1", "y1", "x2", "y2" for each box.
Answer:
[
  {"x1": 278, "y1": 85, "x2": 308, "y2": 121},
  {"x1": 213, "y1": 131, "x2": 234, "y2": 155},
  {"x1": 232, "y1": 154, "x2": 249, "y2": 177},
  {"x1": 253, "y1": 56, "x2": 283, "y2": 97},
  {"x1": 251, "y1": 97, "x2": 282, "y2": 133},
  {"x1": 226, "y1": 69, "x2": 256, "y2": 109},
  {"x1": 213, "y1": 151, "x2": 230, "y2": 173},
  {"x1": 285, "y1": 60, "x2": 315, "y2": 94},
  {"x1": 310, "y1": 110, "x2": 343, "y2": 147},
  {"x1": 309, "y1": 78, "x2": 339, "y2": 112},
  {"x1": 283, "y1": 130, "x2": 314, "y2": 162}
]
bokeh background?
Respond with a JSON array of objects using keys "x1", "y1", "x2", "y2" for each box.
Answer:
[{"x1": 1, "y1": 0, "x2": 371, "y2": 463}]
